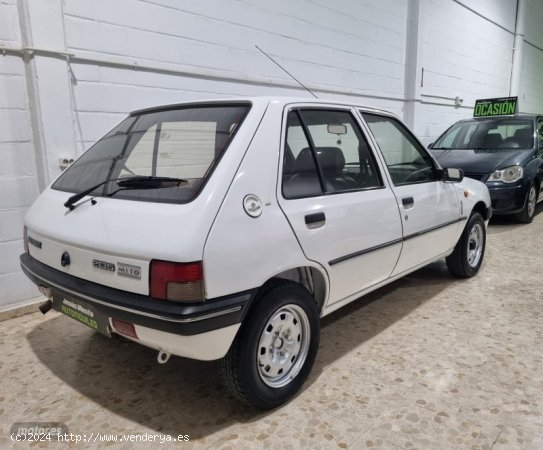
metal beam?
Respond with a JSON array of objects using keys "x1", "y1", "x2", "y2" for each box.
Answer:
[{"x1": 510, "y1": 0, "x2": 527, "y2": 97}]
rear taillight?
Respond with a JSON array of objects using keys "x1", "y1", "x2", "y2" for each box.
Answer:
[
  {"x1": 150, "y1": 260, "x2": 204, "y2": 302},
  {"x1": 23, "y1": 226, "x2": 29, "y2": 253}
]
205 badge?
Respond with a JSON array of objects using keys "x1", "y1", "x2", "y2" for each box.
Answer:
[{"x1": 92, "y1": 259, "x2": 115, "y2": 272}]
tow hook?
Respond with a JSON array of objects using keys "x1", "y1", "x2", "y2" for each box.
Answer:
[
  {"x1": 39, "y1": 299, "x2": 53, "y2": 315},
  {"x1": 157, "y1": 350, "x2": 171, "y2": 364}
]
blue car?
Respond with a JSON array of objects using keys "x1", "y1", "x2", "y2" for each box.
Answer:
[{"x1": 430, "y1": 114, "x2": 543, "y2": 223}]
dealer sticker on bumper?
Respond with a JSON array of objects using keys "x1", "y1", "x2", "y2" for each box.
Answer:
[{"x1": 53, "y1": 293, "x2": 110, "y2": 337}]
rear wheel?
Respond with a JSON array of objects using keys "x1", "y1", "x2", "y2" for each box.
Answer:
[
  {"x1": 515, "y1": 181, "x2": 537, "y2": 224},
  {"x1": 219, "y1": 281, "x2": 320, "y2": 409},
  {"x1": 446, "y1": 212, "x2": 486, "y2": 278}
]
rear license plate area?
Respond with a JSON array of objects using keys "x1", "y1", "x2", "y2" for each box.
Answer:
[{"x1": 52, "y1": 291, "x2": 111, "y2": 337}]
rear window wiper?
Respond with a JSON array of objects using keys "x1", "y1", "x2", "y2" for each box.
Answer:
[
  {"x1": 107, "y1": 176, "x2": 189, "y2": 198},
  {"x1": 64, "y1": 176, "x2": 187, "y2": 210}
]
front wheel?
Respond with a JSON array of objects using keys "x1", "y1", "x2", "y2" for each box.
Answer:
[
  {"x1": 446, "y1": 212, "x2": 486, "y2": 278},
  {"x1": 515, "y1": 181, "x2": 537, "y2": 224},
  {"x1": 219, "y1": 281, "x2": 320, "y2": 409}
]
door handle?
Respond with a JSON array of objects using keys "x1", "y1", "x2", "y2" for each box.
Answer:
[
  {"x1": 305, "y1": 212, "x2": 326, "y2": 225},
  {"x1": 402, "y1": 197, "x2": 414, "y2": 208}
]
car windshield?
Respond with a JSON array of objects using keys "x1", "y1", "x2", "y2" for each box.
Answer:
[
  {"x1": 52, "y1": 104, "x2": 250, "y2": 204},
  {"x1": 432, "y1": 118, "x2": 534, "y2": 150}
]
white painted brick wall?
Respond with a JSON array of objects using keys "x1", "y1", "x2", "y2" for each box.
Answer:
[
  {"x1": 63, "y1": 3, "x2": 406, "y2": 88},
  {"x1": 0, "y1": 0, "x2": 42, "y2": 309},
  {"x1": 521, "y1": 0, "x2": 543, "y2": 113},
  {"x1": 413, "y1": 0, "x2": 521, "y2": 144},
  {"x1": 525, "y1": 0, "x2": 543, "y2": 49},
  {"x1": 412, "y1": 103, "x2": 471, "y2": 145},
  {"x1": 461, "y1": 0, "x2": 516, "y2": 32},
  {"x1": 422, "y1": 0, "x2": 514, "y2": 104},
  {"x1": 0, "y1": 0, "x2": 20, "y2": 44},
  {"x1": 521, "y1": 44, "x2": 543, "y2": 114},
  {"x1": 0, "y1": 118, "x2": 41, "y2": 308},
  {"x1": 64, "y1": 0, "x2": 410, "y2": 150}
]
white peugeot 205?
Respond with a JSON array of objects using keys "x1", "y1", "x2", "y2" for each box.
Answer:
[{"x1": 21, "y1": 97, "x2": 491, "y2": 409}]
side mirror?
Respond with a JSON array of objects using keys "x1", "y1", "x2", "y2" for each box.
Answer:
[{"x1": 443, "y1": 167, "x2": 464, "y2": 183}]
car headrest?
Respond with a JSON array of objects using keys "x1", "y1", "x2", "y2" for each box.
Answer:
[
  {"x1": 484, "y1": 133, "x2": 503, "y2": 148},
  {"x1": 316, "y1": 147, "x2": 345, "y2": 174},
  {"x1": 293, "y1": 148, "x2": 317, "y2": 172},
  {"x1": 294, "y1": 147, "x2": 345, "y2": 175},
  {"x1": 513, "y1": 128, "x2": 533, "y2": 147}
]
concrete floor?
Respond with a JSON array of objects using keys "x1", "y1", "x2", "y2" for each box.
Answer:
[{"x1": 1, "y1": 209, "x2": 542, "y2": 450}]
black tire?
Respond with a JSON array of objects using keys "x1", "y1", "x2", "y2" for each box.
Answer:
[
  {"x1": 219, "y1": 281, "x2": 320, "y2": 410},
  {"x1": 446, "y1": 212, "x2": 486, "y2": 278},
  {"x1": 515, "y1": 181, "x2": 537, "y2": 224}
]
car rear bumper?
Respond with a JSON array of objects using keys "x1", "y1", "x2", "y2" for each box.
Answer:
[
  {"x1": 20, "y1": 253, "x2": 255, "y2": 360},
  {"x1": 115, "y1": 321, "x2": 241, "y2": 361}
]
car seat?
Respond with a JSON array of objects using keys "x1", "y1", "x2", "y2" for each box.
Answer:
[
  {"x1": 313, "y1": 147, "x2": 359, "y2": 191},
  {"x1": 282, "y1": 147, "x2": 322, "y2": 198},
  {"x1": 512, "y1": 128, "x2": 533, "y2": 148},
  {"x1": 484, "y1": 133, "x2": 503, "y2": 149}
]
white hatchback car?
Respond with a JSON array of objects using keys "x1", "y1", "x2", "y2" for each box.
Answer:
[{"x1": 21, "y1": 97, "x2": 491, "y2": 409}]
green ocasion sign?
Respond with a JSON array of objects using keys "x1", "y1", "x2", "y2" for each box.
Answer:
[{"x1": 474, "y1": 97, "x2": 518, "y2": 117}]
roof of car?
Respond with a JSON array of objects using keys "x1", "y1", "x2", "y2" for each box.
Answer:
[{"x1": 129, "y1": 96, "x2": 395, "y2": 117}]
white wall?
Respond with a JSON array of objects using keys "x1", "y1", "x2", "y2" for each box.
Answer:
[
  {"x1": 413, "y1": 0, "x2": 517, "y2": 142},
  {"x1": 0, "y1": 0, "x2": 41, "y2": 309},
  {"x1": 521, "y1": 0, "x2": 543, "y2": 113},
  {"x1": 63, "y1": 0, "x2": 410, "y2": 147},
  {"x1": 0, "y1": 0, "x2": 542, "y2": 309}
]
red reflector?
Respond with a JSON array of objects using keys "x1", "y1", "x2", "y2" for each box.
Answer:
[
  {"x1": 150, "y1": 260, "x2": 203, "y2": 300},
  {"x1": 112, "y1": 318, "x2": 138, "y2": 339}
]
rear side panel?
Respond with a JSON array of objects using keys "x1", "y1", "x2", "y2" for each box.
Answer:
[{"x1": 204, "y1": 101, "x2": 327, "y2": 300}]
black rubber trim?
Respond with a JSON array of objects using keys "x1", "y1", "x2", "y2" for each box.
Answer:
[
  {"x1": 329, "y1": 238, "x2": 403, "y2": 266},
  {"x1": 402, "y1": 217, "x2": 463, "y2": 241},
  {"x1": 130, "y1": 100, "x2": 253, "y2": 116},
  {"x1": 329, "y1": 217, "x2": 467, "y2": 266},
  {"x1": 20, "y1": 253, "x2": 256, "y2": 336}
]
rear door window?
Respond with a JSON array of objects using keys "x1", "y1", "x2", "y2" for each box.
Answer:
[
  {"x1": 53, "y1": 104, "x2": 250, "y2": 204},
  {"x1": 282, "y1": 109, "x2": 383, "y2": 199}
]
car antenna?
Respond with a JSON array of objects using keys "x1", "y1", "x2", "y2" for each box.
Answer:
[{"x1": 255, "y1": 45, "x2": 318, "y2": 99}]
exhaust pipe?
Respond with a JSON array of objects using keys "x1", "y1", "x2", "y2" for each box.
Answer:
[
  {"x1": 39, "y1": 299, "x2": 53, "y2": 315},
  {"x1": 157, "y1": 350, "x2": 171, "y2": 364}
]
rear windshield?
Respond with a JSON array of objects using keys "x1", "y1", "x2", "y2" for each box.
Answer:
[
  {"x1": 432, "y1": 118, "x2": 534, "y2": 150},
  {"x1": 52, "y1": 104, "x2": 250, "y2": 204}
]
